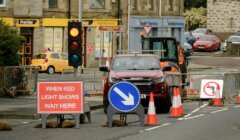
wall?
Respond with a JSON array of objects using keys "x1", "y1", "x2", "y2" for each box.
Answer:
[{"x1": 207, "y1": 0, "x2": 240, "y2": 36}]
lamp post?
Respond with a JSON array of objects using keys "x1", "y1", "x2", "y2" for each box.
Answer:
[{"x1": 128, "y1": 0, "x2": 131, "y2": 51}]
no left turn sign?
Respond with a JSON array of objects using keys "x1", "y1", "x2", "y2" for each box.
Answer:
[{"x1": 200, "y1": 79, "x2": 224, "y2": 99}]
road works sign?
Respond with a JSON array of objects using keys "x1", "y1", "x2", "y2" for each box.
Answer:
[
  {"x1": 200, "y1": 79, "x2": 223, "y2": 99},
  {"x1": 37, "y1": 81, "x2": 84, "y2": 114},
  {"x1": 108, "y1": 82, "x2": 140, "y2": 112}
]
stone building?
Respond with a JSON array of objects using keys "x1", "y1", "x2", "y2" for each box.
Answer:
[
  {"x1": 0, "y1": 0, "x2": 184, "y2": 68},
  {"x1": 207, "y1": 0, "x2": 240, "y2": 40}
]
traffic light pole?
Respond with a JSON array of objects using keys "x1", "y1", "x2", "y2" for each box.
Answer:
[{"x1": 76, "y1": 0, "x2": 82, "y2": 77}]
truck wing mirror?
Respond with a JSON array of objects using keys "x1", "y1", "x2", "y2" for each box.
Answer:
[{"x1": 99, "y1": 65, "x2": 109, "y2": 72}]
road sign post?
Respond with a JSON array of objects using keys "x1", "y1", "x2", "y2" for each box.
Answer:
[{"x1": 107, "y1": 82, "x2": 145, "y2": 127}]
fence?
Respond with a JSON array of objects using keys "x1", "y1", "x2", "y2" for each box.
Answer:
[
  {"x1": 3, "y1": 66, "x2": 38, "y2": 96},
  {"x1": 59, "y1": 68, "x2": 103, "y2": 95},
  {"x1": 165, "y1": 71, "x2": 240, "y2": 100}
]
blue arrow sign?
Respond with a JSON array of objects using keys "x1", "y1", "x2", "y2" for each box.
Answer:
[{"x1": 108, "y1": 82, "x2": 140, "y2": 112}]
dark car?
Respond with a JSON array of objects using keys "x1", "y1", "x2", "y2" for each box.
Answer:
[
  {"x1": 193, "y1": 35, "x2": 221, "y2": 52},
  {"x1": 99, "y1": 53, "x2": 172, "y2": 113},
  {"x1": 184, "y1": 31, "x2": 196, "y2": 46}
]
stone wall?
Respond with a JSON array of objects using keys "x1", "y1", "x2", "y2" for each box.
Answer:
[{"x1": 207, "y1": 0, "x2": 240, "y2": 34}]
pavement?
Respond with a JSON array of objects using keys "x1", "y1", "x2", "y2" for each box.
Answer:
[{"x1": 0, "y1": 94, "x2": 103, "y2": 120}]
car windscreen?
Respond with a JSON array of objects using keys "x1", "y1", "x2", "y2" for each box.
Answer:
[
  {"x1": 112, "y1": 56, "x2": 161, "y2": 70},
  {"x1": 34, "y1": 54, "x2": 46, "y2": 59},
  {"x1": 199, "y1": 36, "x2": 213, "y2": 41},
  {"x1": 228, "y1": 36, "x2": 240, "y2": 42}
]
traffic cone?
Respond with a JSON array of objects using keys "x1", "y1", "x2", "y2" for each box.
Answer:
[
  {"x1": 170, "y1": 87, "x2": 183, "y2": 118},
  {"x1": 213, "y1": 85, "x2": 223, "y2": 106},
  {"x1": 236, "y1": 92, "x2": 240, "y2": 104},
  {"x1": 176, "y1": 88, "x2": 184, "y2": 115},
  {"x1": 106, "y1": 58, "x2": 110, "y2": 67},
  {"x1": 146, "y1": 92, "x2": 158, "y2": 125},
  {"x1": 188, "y1": 76, "x2": 194, "y2": 94}
]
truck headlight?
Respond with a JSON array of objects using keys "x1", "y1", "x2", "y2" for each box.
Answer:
[
  {"x1": 108, "y1": 77, "x2": 119, "y2": 83},
  {"x1": 154, "y1": 76, "x2": 165, "y2": 83}
]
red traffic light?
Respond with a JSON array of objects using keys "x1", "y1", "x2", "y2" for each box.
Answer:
[{"x1": 70, "y1": 41, "x2": 79, "y2": 50}]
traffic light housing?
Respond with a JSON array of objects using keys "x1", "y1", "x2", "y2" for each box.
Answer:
[{"x1": 68, "y1": 21, "x2": 82, "y2": 67}]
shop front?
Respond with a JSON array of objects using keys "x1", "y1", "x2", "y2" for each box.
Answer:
[{"x1": 129, "y1": 16, "x2": 185, "y2": 51}]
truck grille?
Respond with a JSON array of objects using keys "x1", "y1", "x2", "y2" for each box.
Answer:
[{"x1": 121, "y1": 77, "x2": 154, "y2": 92}]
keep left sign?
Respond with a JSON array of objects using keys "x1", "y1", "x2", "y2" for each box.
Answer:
[{"x1": 37, "y1": 81, "x2": 84, "y2": 114}]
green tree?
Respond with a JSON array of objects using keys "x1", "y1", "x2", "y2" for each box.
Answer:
[
  {"x1": 0, "y1": 20, "x2": 25, "y2": 66},
  {"x1": 184, "y1": 0, "x2": 207, "y2": 10},
  {"x1": 184, "y1": 7, "x2": 207, "y2": 31}
]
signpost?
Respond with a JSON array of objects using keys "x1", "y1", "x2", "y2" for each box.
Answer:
[
  {"x1": 38, "y1": 81, "x2": 84, "y2": 128},
  {"x1": 107, "y1": 82, "x2": 145, "y2": 127}
]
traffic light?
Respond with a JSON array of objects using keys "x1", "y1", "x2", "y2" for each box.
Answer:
[{"x1": 68, "y1": 21, "x2": 82, "y2": 67}]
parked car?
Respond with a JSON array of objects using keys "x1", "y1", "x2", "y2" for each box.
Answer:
[
  {"x1": 182, "y1": 42, "x2": 193, "y2": 58},
  {"x1": 191, "y1": 28, "x2": 213, "y2": 39},
  {"x1": 99, "y1": 53, "x2": 172, "y2": 113},
  {"x1": 31, "y1": 52, "x2": 72, "y2": 74},
  {"x1": 184, "y1": 31, "x2": 196, "y2": 46},
  {"x1": 193, "y1": 35, "x2": 221, "y2": 51},
  {"x1": 222, "y1": 35, "x2": 240, "y2": 51}
]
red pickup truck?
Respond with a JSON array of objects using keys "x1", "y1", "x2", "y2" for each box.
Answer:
[{"x1": 99, "y1": 53, "x2": 172, "y2": 113}]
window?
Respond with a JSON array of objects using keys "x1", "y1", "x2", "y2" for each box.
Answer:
[
  {"x1": 90, "y1": 0, "x2": 105, "y2": 9},
  {"x1": 51, "y1": 53, "x2": 60, "y2": 59},
  {"x1": 168, "y1": 0, "x2": 173, "y2": 11},
  {"x1": 0, "y1": 0, "x2": 5, "y2": 7},
  {"x1": 147, "y1": 0, "x2": 153, "y2": 11},
  {"x1": 61, "y1": 54, "x2": 68, "y2": 60},
  {"x1": 132, "y1": 0, "x2": 137, "y2": 11},
  {"x1": 49, "y1": 0, "x2": 57, "y2": 8}
]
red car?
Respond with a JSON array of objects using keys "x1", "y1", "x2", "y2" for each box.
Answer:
[{"x1": 193, "y1": 35, "x2": 221, "y2": 51}]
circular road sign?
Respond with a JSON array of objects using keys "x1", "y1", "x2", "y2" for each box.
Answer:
[{"x1": 108, "y1": 82, "x2": 140, "y2": 112}]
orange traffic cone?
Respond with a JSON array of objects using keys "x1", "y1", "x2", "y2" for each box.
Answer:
[
  {"x1": 170, "y1": 87, "x2": 183, "y2": 118},
  {"x1": 176, "y1": 88, "x2": 184, "y2": 115},
  {"x1": 188, "y1": 76, "x2": 194, "y2": 94},
  {"x1": 236, "y1": 93, "x2": 240, "y2": 104},
  {"x1": 213, "y1": 85, "x2": 223, "y2": 106},
  {"x1": 146, "y1": 92, "x2": 158, "y2": 125}
]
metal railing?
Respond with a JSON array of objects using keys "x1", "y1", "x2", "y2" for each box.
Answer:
[{"x1": 3, "y1": 66, "x2": 38, "y2": 96}]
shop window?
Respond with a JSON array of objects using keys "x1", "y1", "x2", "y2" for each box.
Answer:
[
  {"x1": 49, "y1": 0, "x2": 58, "y2": 8},
  {"x1": 0, "y1": 0, "x2": 5, "y2": 7},
  {"x1": 90, "y1": 0, "x2": 105, "y2": 9}
]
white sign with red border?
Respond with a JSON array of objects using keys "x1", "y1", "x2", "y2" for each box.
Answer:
[
  {"x1": 37, "y1": 81, "x2": 84, "y2": 114},
  {"x1": 200, "y1": 79, "x2": 224, "y2": 99},
  {"x1": 144, "y1": 26, "x2": 152, "y2": 35}
]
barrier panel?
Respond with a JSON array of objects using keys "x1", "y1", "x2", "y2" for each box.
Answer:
[
  {"x1": 3, "y1": 66, "x2": 38, "y2": 96},
  {"x1": 61, "y1": 68, "x2": 103, "y2": 96},
  {"x1": 165, "y1": 72, "x2": 240, "y2": 102}
]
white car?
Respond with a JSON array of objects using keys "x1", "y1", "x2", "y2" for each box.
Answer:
[{"x1": 222, "y1": 35, "x2": 240, "y2": 52}]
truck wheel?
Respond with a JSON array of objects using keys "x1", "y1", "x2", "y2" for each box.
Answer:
[
  {"x1": 156, "y1": 95, "x2": 171, "y2": 113},
  {"x1": 103, "y1": 93, "x2": 109, "y2": 113}
]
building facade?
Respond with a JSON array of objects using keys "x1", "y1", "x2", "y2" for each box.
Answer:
[
  {"x1": 0, "y1": 0, "x2": 184, "y2": 68},
  {"x1": 207, "y1": 0, "x2": 240, "y2": 39}
]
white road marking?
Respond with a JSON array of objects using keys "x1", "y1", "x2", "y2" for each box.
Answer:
[
  {"x1": 178, "y1": 103, "x2": 208, "y2": 120},
  {"x1": 211, "y1": 108, "x2": 228, "y2": 114},
  {"x1": 22, "y1": 122, "x2": 29, "y2": 124},
  {"x1": 234, "y1": 105, "x2": 240, "y2": 108},
  {"x1": 184, "y1": 114, "x2": 205, "y2": 120},
  {"x1": 145, "y1": 123, "x2": 171, "y2": 131}
]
